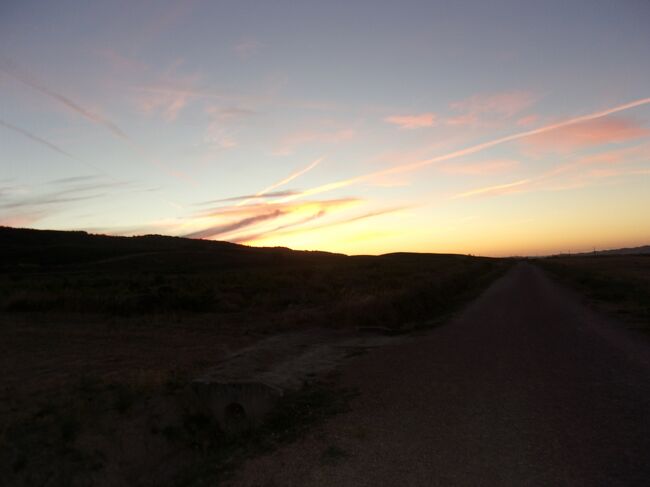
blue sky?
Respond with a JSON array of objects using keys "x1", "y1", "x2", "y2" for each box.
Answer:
[{"x1": 1, "y1": 0, "x2": 649, "y2": 255}]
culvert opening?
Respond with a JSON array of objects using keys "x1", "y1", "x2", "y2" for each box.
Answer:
[{"x1": 224, "y1": 402, "x2": 247, "y2": 430}]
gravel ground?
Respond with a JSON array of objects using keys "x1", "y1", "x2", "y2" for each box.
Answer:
[{"x1": 226, "y1": 262, "x2": 650, "y2": 487}]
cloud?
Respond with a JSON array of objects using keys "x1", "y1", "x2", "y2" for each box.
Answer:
[
  {"x1": 384, "y1": 113, "x2": 436, "y2": 129},
  {"x1": 185, "y1": 197, "x2": 359, "y2": 240},
  {"x1": 453, "y1": 142, "x2": 650, "y2": 200},
  {"x1": 201, "y1": 106, "x2": 255, "y2": 150},
  {"x1": 135, "y1": 68, "x2": 201, "y2": 122},
  {"x1": 0, "y1": 178, "x2": 131, "y2": 228},
  {"x1": 239, "y1": 205, "x2": 410, "y2": 243},
  {"x1": 452, "y1": 179, "x2": 532, "y2": 199},
  {"x1": 281, "y1": 97, "x2": 650, "y2": 201},
  {"x1": 0, "y1": 119, "x2": 73, "y2": 158},
  {"x1": 2, "y1": 64, "x2": 130, "y2": 140},
  {"x1": 438, "y1": 159, "x2": 519, "y2": 175},
  {"x1": 230, "y1": 211, "x2": 328, "y2": 243},
  {"x1": 524, "y1": 116, "x2": 649, "y2": 153},
  {"x1": 198, "y1": 190, "x2": 300, "y2": 205},
  {"x1": 49, "y1": 175, "x2": 97, "y2": 185},
  {"x1": 273, "y1": 129, "x2": 355, "y2": 156},
  {"x1": 185, "y1": 210, "x2": 285, "y2": 239},
  {"x1": 238, "y1": 157, "x2": 323, "y2": 207}
]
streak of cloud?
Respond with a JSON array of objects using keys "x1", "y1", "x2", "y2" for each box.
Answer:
[
  {"x1": 283, "y1": 97, "x2": 650, "y2": 202},
  {"x1": 198, "y1": 190, "x2": 299, "y2": 205},
  {"x1": 237, "y1": 157, "x2": 323, "y2": 207},
  {"x1": 231, "y1": 210, "x2": 327, "y2": 243},
  {"x1": 2, "y1": 61, "x2": 198, "y2": 185},
  {"x1": 2, "y1": 65, "x2": 130, "y2": 140},
  {"x1": 524, "y1": 116, "x2": 649, "y2": 153},
  {"x1": 0, "y1": 119, "x2": 73, "y2": 158},
  {"x1": 452, "y1": 179, "x2": 532, "y2": 199},
  {"x1": 184, "y1": 210, "x2": 285, "y2": 239},
  {"x1": 244, "y1": 206, "x2": 411, "y2": 243}
]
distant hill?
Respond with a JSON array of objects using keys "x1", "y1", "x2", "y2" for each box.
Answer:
[
  {"x1": 574, "y1": 245, "x2": 650, "y2": 256},
  {"x1": 0, "y1": 226, "x2": 345, "y2": 272}
]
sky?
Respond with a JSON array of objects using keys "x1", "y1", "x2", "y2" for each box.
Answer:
[{"x1": 1, "y1": 0, "x2": 649, "y2": 256}]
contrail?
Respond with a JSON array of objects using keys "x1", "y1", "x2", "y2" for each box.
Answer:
[
  {"x1": 0, "y1": 119, "x2": 73, "y2": 158},
  {"x1": 2, "y1": 67, "x2": 130, "y2": 140},
  {"x1": 237, "y1": 157, "x2": 323, "y2": 206},
  {"x1": 453, "y1": 179, "x2": 532, "y2": 199},
  {"x1": 281, "y1": 97, "x2": 650, "y2": 202},
  {"x1": 1, "y1": 61, "x2": 199, "y2": 185}
]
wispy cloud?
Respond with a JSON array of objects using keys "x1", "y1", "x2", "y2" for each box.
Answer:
[
  {"x1": 2, "y1": 64, "x2": 130, "y2": 140},
  {"x1": 283, "y1": 97, "x2": 650, "y2": 201},
  {"x1": 198, "y1": 190, "x2": 299, "y2": 205},
  {"x1": 453, "y1": 142, "x2": 650, "y2": 200},
  {"x1": 49, "y1": 175, "x2": 97, "y2": 185},
  {"x1": 453, "y1": 179, "x2": 532, "y2": 199},
  {"x1": 384, "y1": 113, "x2": 436, "y2": 129},
  {"x1": 239, "y1": 157, "x2": 323, "y2": 206},
  {"x1": 135, "y1": 67, "x2": 201, "y2": 122},
  {"x1": 185, "y1": 210, "x2": 284, "y2": 239},
  {"x1": 239, "y1": 205, "x2": 410, "y2": 244},
  {"x1": 0, "y1": 177, "x2": 132, "y2": 226},
  {"x1": 0, "y1": 119, "x2": 73, "y2": 158},
  {"x1": 185, "y1": 197, "x2": 359, "y2": 240},
  {"x1": 524, "y1": 116, "x2": 649, "y2": 153},
  {"x1": 201, "y1": 105, "x2": 255, "y2": 150}
]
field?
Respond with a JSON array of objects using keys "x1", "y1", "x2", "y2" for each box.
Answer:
[
  {"x1": 538, "y1": 254, "x2": 650, "y2": 333},
  {"x1": 0, "y1": 227, "x2": 507, "y2": 486}
]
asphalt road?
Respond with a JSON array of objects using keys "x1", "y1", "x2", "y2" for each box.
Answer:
[{"x1": 230, "y1": 262, "x2": 650, "y2": 486}]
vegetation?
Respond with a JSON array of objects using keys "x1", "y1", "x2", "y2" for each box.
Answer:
[
  {"x1": 539, "y1": 254, "x2": 650, "y2": 332},
  {"x1": 0, "y1": 226, "x2": 509, "y2": 485}
]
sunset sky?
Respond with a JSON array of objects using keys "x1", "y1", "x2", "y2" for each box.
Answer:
[{"x1": 1, "y1": 0, "x2": 649, "y2": 256}]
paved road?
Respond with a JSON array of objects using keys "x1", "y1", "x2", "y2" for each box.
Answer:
[{"x1": 230, "y1": 263, "x2": 650, "y2": 486}]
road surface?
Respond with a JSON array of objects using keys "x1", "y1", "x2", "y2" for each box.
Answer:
[{"x1": 229, "y1": 262, "x2": 650, "y2": 486}]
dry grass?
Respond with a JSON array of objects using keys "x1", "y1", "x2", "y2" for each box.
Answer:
[
  {"x1": 538, "y1": 254, "x2": 650, "y2": 332},
  {"x1": 0, "y1": 228, "x2": 509, "y2": 486}
]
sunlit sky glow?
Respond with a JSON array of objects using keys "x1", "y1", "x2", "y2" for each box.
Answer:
[{"x1": 1, "y1": 0, "x2": 649, "y2": 256}]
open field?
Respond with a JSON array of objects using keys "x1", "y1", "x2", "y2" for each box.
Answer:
[
  {"x1": 538, "y1": 254, "x2": 650, "y2": 333},
  {"x1": 0, "y1": 227, "x2": 507, "y2": 486}
]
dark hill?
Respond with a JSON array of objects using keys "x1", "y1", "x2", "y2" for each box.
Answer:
[{"x1": 0, "y1": 226, "x2": 345, "y2": 272}]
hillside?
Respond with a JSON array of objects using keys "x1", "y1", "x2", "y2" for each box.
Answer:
[{"x1": 0, "y1": 226, "x2": 344, "y2": 272}]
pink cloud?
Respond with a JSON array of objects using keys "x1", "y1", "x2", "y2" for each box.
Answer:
[
  {"x1": 384, "y1": 113, "x2": 436, "y2": 129},
  {"x1": 439, "y1": 159, "x2": 519, "y2": 175},
  {"x1": 525, "y1": 116, "x2": 649, "y2": 153}
]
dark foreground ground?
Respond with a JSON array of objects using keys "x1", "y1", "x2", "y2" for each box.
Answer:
[
  {"x1": 0, "y1": 227, "x2": 505, "y2": 486},
  {"x1": 228, "y1": 262, "x2": 650, "y2": 486}
]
